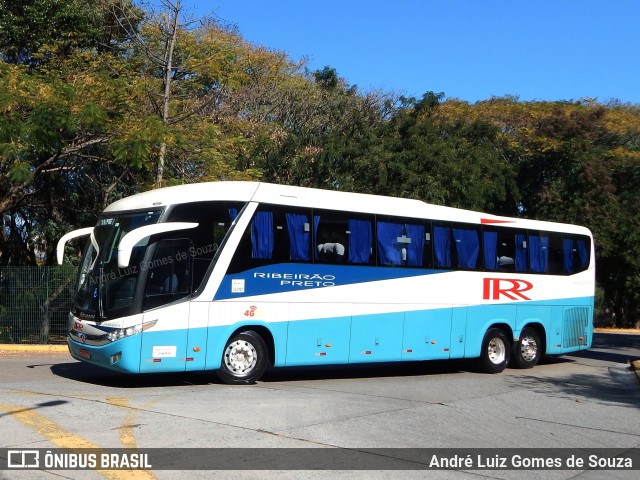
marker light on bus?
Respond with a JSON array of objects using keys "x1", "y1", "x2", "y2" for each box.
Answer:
[{"x1": 106, "y1": 320, "x2": 157, "y2": 342}]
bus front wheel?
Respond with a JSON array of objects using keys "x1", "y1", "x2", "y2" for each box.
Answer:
[
  {"x1": 216, "y1": 331, "x2": 268, "y2": 385},
  {"x1": 480, "y1": 328, "x2": 510, "y2": 374},
  {"x1": 510, "y1": 327, "x2": 541, "y2": 369}
]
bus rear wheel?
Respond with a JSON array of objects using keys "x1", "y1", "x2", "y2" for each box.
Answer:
[
  {"x1": 510, "y1": 327, "x2": 541, "y2": 369},
  {"x1": 216, "y1": 331, "x2": 268, "y2": 385},
  {"x1": 480, "y1": 328, "x2": 510, "y2": 373}
]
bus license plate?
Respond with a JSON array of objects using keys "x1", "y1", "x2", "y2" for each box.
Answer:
[{"x1": 79, "y1": 348, "x2": 91, "y2": 359}]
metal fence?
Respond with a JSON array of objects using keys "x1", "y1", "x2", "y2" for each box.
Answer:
[{"x1": 0, "y1": 266, "x2": 77, "y2": 344}]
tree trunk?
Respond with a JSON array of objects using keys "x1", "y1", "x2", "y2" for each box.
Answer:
[{"x1": 155, "y1": 0, "x2": 181, "y2": 188}]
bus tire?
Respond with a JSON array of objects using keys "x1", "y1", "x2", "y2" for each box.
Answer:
[
  {"x1": 480, "y1": 328, "x2": 510, "y2": 374},
  {"x1": 216, "y1": 331, "x2": 268, "y2": 385},
  {"x1": 510, "y1": 327, "x2": 541, "y2": 369}
]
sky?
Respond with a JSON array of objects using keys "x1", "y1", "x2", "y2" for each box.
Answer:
[{"x1": 195, "y1": 0, "x2": 640, "y2": 104}]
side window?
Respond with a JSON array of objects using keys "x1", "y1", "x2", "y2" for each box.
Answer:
[
  {"x1": 490, "y1": 229, "x2": 529, "y2": 272},
  {"x1": 433, "y1": 223, "x2": 480, "y2": 270},
  {"x1": 547, "y1": 233, "x2": 564, "y2": 274},
  {"x1": 167, "y1": 201, "x2": 244, "y2": 290},
  {"x1": 527, "y1": 232, "x2": 550, "y2": 273},
  {"x1": 483, "y1": 229, "x2": 499, "y2": 271},
  {"x1": 482, "y1": 228, "x2": 526, "y2": 272},
  {"x1": 314, "y1": 210, "x2": 374, "y2": 265},
  {"x1": 143, "y1": 238, "x2": 193, "y2": 310},
  {"x1": 484, "y1": 228, "x2": 572, "y2": 275},
  {"x1": 563, "y1": 235, "x2": 590, "y2": 274},
  {"x1": 252, "y1": 206, "x2": 312, "y2": 263},
  {"x1": 229, "y1": 205, "x2": 312, "y2": 272},
  {"x1": 424, "y1": 225, "x2": 433, "y2": 268},
  {"x1": 433, "y1": 224, "x2": 451, "y2": 268},
  {"x1": 377, "y1": 217, "x2": 426, "y2": 267}
]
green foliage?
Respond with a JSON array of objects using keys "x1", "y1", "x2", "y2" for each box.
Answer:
[
  {"x1": 0, "y1": 1, "x2": 639, "y2": 327},
  {"x1": 0, "y1": 0, "x2": 141, "y2": 65},
  {"x1": 7, "y1": 161, "x2": 32, "y2": 184},
  {"x1": 0, "y1": 0, "x2": 101, "y2": 64},
  {"x1": 77, "y1": 103, "x2": 108, "y2": 129}
]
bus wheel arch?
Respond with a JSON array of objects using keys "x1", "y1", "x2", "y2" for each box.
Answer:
[
  {"x1": 216, "y1": 328, "x2": 272, "y2": 385},
  {"x1": 230, "y1": 325, "x2": 275, "y2": 367},
  {"x1": 511, "y1": 324, "x2": 545, "y2": 369},
  {"x1": 480, "y1": 325, "x2": 511, "y2": 374}
]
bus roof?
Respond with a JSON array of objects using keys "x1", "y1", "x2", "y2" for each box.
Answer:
[{"x1": 103, "y1": 181, "x2": 592, "y2": 236}]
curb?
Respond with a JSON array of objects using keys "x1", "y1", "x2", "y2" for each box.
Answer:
[
  {"x1": 0, "y1": 344, "x2": 68, "y2": 353},
  {"x1": 631, "y1": 360, "x2": 640, "y2": 384}
]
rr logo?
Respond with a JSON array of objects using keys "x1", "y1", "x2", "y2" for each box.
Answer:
[{"x1": 483, "y1": 278, "x2": 533, "y2": 301}]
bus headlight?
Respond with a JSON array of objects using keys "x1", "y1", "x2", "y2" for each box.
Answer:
[{"x1": 107, "y1": 324, "x2": 142, "y2": 342}]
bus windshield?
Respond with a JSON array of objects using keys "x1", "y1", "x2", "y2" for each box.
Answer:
[{"x1": 74, "y1": 210, "x2": 162, "y2": 320}]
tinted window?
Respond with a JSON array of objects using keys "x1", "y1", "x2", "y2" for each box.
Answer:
[
  {"x1": 377, "y1": 217, "x2": 427, "y2": 267},
  {"x1": 433, "y1": 223, "x2": 480, "y2": 270},
  {"x1": 563, "y1": 235, "x2": 591, "y2": 274},
  {"x1": 167, "y1": 201, "x2": 244, "y2": 290},
  {"x1": 314, "y1": 210, "x2": 374, "y2": 265},
  {"x1": 143, "y1": 238, "x2": 193, "y2": 310},
  {"x1": 229, "y1": 205, "x2": 312, "y2": 272}
]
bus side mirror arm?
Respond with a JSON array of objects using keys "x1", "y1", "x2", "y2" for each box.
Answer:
[
  {"x1": 117, "y1": 222, "x2": 199, "y2": 268},
  {"x1": 56, "y1": 227, "x2": 95, "y2": 265}
]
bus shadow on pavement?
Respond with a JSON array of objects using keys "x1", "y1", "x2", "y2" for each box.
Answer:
[
  {"x1": 504, "y1": 370, "x2": 640, "y2": 409},
  {"x1": 563, "y1": 348, "x2": 639, "y2": 365},
  {"x1": 50, "y1": 358, "x2": 475, "y2": 388},
  {"x1": 50, "y1": 361, "x2": 216, "y2": 388},
  {"x1": 259, "y1": 359, "x2": 470, "y2": 383}
]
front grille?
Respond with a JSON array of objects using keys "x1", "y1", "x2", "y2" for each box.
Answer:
[{"x1": 69, "y1": 329, "x2": 110, "y2": 346}]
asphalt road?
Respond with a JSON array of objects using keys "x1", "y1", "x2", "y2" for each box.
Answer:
[{"x1": 0, "y1": 333, "x2": 638, "y2": 480}]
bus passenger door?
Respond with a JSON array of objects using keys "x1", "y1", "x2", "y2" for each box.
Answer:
[
  {"x1": 139, "y1": 302, "x2": 189, "y2": 372},
  {"x1": 138, "y1": 238, "x2": 193, "y2": 372},
  {"x1": 402, "y1": 308, "x2": 452, "y2": 360}
]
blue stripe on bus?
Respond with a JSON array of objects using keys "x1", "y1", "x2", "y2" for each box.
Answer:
[
  {"x1": 68, "y1": 334, "x2": 142, "y2": 373},
  {"x1": 70, "y1": 295, "x2": 593, "y2": 374},
  {"x1": 214, "y1": 263, "x2": 444, "y2": 300}
]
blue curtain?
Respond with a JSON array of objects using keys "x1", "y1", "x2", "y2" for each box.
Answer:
[
  {"x1": 577, "y1": 239, "x2": 588, "y2": 269},
  {"x1": 433, "y1": 226, "x2": 451, "y2": 268},
  {"x1": 313, "y1": 215, "x2": 321, "y2": 259},
  {"x1": 251, "y1": 211, "x2": 273, "y2": 259},
  {"x1": 529, "y1": 235, "x2": 549, "y2": 273},
  {"x1": 453, "y1": 228, "x2": 479, "y2": 269},
  {"x1": 405, "y1": 224, "x2": 425, "y2": 266},
  {"x1": 228, "y1": 208, "x2": 238, "y2": 221},
  {"x1": 377, "y1": 222, "x2": 403, "y2": 265},
  {"x1": 563, "y1": 238, "x2": 574, "y2": 273},
  {"x1": 286, "y1": 213, "x2": 310, "y2": 261},
  {"x1": 483, "y1": 230, "x2": 498, "y2": 270},
  {"x1": 515, "y1": 233, "x2": 527, "y2": 272},
  {"x1": 348, "y1": 219, "x2": 372, "y2": 264}
]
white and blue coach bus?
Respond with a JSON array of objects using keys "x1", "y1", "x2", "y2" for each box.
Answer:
[{"x1": 57, "y1": 182, "x2": 594, "y2": 384}]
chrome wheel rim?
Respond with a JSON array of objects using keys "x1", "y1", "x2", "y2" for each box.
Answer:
[
  {"x1": 487, "y1": 337, "x2": 507, "y2": 365},
  {"x1": 520, "y1": 335, "x2": 538, "y2": 362},
  {"x1": 224, "y1": 339, "x2": 257, "y2": 376}
]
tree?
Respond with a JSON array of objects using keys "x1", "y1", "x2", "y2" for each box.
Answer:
[
  {"x1": 346, "y1": 93, "x2": 517, "y2": 212},
  {"x1": 230, "y1": 64, "x2": 393, "y2": 190},
  {"x1": 0, "y1": 1, "x2": 146, "y2": 264},
  {"x1": 0, "y1": 0, "x2": 139, "y2": 65},
  {"x1": 0, "y1": 0, "x2": 291, "y2": 263}
]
